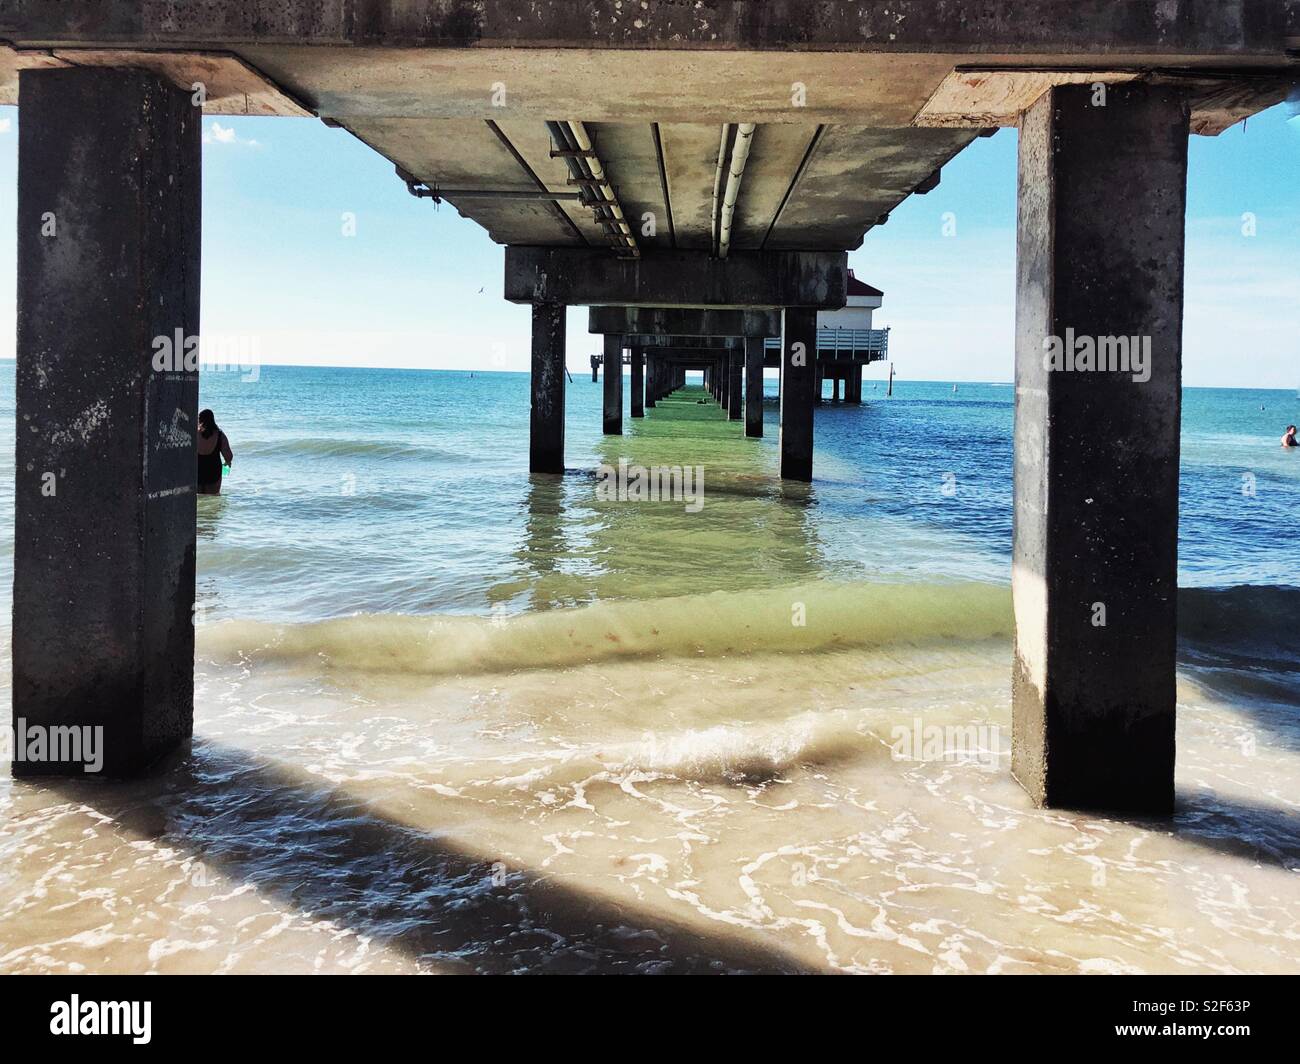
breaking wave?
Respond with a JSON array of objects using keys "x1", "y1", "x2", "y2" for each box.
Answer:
[{"x1": 197, "y1": 580, "x2": 1012, "y2": 677}]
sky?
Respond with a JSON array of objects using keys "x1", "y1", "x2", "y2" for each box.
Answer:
[{"x1": 0, "y1": 101, "x2": 1294, "y2": 387}]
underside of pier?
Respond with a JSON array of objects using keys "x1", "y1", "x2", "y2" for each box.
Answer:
[{"x1": 4, "y1": 1, "x2": 1296, "y2": 814}]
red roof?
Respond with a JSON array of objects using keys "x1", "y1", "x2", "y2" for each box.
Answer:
[{"x1": 846, "y1": 269, "x2": 883, "y2": 298}]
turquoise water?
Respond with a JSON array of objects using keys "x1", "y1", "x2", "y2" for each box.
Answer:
[
  {"x1": 183, "y1": 367, "x2": 1300, "y2": 624},
  {"x1": 1, "y1": 365, "x2": 1298, "y2": 974}
]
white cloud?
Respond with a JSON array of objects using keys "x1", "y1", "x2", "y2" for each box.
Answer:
[
  {"x1": 0, "y1": 118, "x2": 11, "y2": 134},
  {"x1": 203, "y1": 121, "x2": 260, "y2": 148}
]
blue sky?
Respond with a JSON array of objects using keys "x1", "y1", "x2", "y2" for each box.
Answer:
[{"x1": 0, "y1": 102, "x2": 1294, "y2": 387}]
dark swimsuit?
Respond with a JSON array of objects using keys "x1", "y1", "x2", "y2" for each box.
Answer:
[{"x1": 197, "y1": 432, "x2": 225, "y2": 487}]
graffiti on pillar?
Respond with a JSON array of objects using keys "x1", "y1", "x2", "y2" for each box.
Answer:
[{"x1": 157, "y1": 408, "x2": 193, "y2": 451}]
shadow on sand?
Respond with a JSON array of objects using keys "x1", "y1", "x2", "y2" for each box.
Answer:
[{"x1": 35, "y1": 739, "x2": 818, "y2": 974}]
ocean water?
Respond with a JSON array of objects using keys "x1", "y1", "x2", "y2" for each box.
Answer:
[{"x1": 1, "y1": 364, "x2": 1298, "y2": 974}]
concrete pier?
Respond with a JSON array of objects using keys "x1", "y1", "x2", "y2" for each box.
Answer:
[
  {"x1": 603, "y1": 334, "x2": 623, "y2": 435},
  {"x1": 846, "y1": 366, "x2": 863, "y2": 404},
  {"x1": 1011, "y1": 82, "x2": 1188, "y2": 814},
  {"x1": 1, "y1": 5, "x2": 1289, "y2": 813},
  {"x1": 727, "y1": 351, "x2": 743, "y2": 421},
  {"x1": 630, "y1": 346, "x2": 645, "y2": 419},
  {"x1": 529, "y1": 301, "x2": 566, "y2": 473},
  {"x1": 744, "y1": 337, "x2": 764, "y2": 438},
  {"x1": 14, "y1": 67, "x2": 200, "y2": 776},
  {"x1": 779, "y1": 308, "x2": 817, "y2": 482}
]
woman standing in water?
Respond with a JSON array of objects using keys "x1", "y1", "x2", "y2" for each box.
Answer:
[{"x1": 197, "y1": 408, "x2": 234, "y2": 495}]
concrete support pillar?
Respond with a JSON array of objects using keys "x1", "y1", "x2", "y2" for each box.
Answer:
[
  {"x1": 630, "y1": 345, "x2": 645, "y2": 418},
  {"x1": 744, "y1": 337, "x2": 764, "y2": 438},
  {"x1": 846, "y1": 365, "x2": 863, "y2": 404},
  {"x1": 645, "y1": 358, "x2": 657, "y2": 408},
  {"x1": 727, "y1": 350, "x2": 743, "y2": 420},
  {"x1": 603, "y1": 334, "x2": 622, "y2": 435},
  {"x1": 779, "y1": 308, "x2": 817, "y2": 481},
  {"x1": 529, "y1": 301, "x2": 566, "y2": 473},
  {"x1": 1011, "y1": 82, "x2": 1188, "y2": 814},
  {"x1": 14, "y1": 67, "x2": 201, "y2": 777}
]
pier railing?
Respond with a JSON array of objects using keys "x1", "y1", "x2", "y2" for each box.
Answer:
[
  {"x1": 763, "y1": 327, "x2": 890, "y2": 360},
  {"x1": 593, "y1": 328, "x2": 890, "y2": 365}
]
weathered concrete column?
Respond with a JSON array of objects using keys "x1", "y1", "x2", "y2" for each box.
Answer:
[
  {"x1": 1012, "y1": 82, "x2": 1188, "y2": 814},
  {"x1": 727, "y1": 350, "x2": 743, "y2": 420},
  {"x1": 602, "y1": 334, "x2": 623, "y2": 434},
  {"x1": 779, "y1": 308, "x2": 817, "y2": 481},
  {"x1": 530, "y1": 301, "x2": 566, "y2": 473},
  {"x1": 846, "y1": 365, "x2": 863, "y2": 404},
  {"x1": 645, "y1": 358, "x2": 657, "y2": 408},
  {"x1": 744, "y1": 337, "x2": 765, "y2": 437},
  {"x1": 630, "y1": 346, "x2": 644, "y2": 418},
  {"x1": 14, "y1": 67, "x2": 200, "y2": 777}
]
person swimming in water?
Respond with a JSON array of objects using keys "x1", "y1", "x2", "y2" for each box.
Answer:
[
  {"x1": 1283, "y1": 425, "x2": 1298, "y2": 448},
  {"x1": 197, "y1": 409, "x2": 234, "y2": 495}
]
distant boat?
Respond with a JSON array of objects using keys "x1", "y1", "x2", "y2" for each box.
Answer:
[{"x1": 953, "y1": 384, "x2": 958, "y2": 393}]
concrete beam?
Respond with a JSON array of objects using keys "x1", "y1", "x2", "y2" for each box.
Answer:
[
  {"x1": 588, "y1": 306, "x2": 780, "y2": 338},
  {"x1": 655, "y1": 351, "x2": 723, "y2": 369},
  {"x1": 624, "y1": 334, "x2": 744, "y2": 350},
  {"x1": 1011, "y1": 82, "x2": 1185, "y2": 815},
  {"x1": 14, "y1": 66, "x2": 200, "y2": 777},
  {"x1": 3, "y1": 2, "x2": 1292, "y2": 55},
  {"x1": 529, "y1": 302, "x2": 566, "y2": 473},
  {"x1": 506, "y1": 248, "x2": 848, "y2": 310}
]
